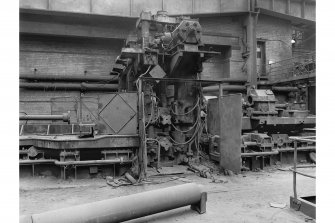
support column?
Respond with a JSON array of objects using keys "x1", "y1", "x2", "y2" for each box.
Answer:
[
  {"x1": 138, "y1": 79, "x2": 147, "y2": 179},
  {"x1": 245, "y1": 0, "x2": 258, "y2": 89}
]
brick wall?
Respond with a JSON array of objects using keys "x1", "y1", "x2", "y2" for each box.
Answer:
[
  {"x1": 256, "y1": 14, "x2": 293, "y2": 70},
  {"x1": 199, "y1": 16, "x2": 246, "y2": 79},
  {"x1": 199, "y1": 15, "x2": 293, "y2": 80}
]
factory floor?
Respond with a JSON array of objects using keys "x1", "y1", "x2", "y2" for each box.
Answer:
[{"x1": 20, "y1": 165, "x2": 316, "y2": 223}]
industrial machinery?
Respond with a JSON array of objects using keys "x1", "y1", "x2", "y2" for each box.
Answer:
[
  {"x1": 19, "y1": 11, "x2": 219, "y2": 179},
  {"x1": 19, "y1": 10, "x2": 315, "y2": 178},
  {"x1": 205, "y1": 84, "x2": 316, "y2": 172}
]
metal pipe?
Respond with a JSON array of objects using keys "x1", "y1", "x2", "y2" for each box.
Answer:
[
  {"x1": 54, "y1": 159, "x2": 132, "y2": 166},
  {"x1": 241, "y1": 146, "x2": 316, "y2": 157},
  {"x1": 20, "y1": 112, "x2": 70, "y2": 122},
  {"x1": 19, "y1": 159, "x2": 57, "y2": 165},
  {"x1": 20, "y1": 82, "x2": 118, "y2": 91},
  {"x1": 19, "y1": 159, "x2": 132, "y2": 166},
  {"x1": 293, "y1": 140, "x2": 297, "y2": 200},
  {"x1": 20, "y1": 183, "x2": 207, "y2": 223},
  {"x1": 20, "y1": 74, "x2": 118, "y2": 83},
  {"x1": 241, "y1": 150, "x2": 279, "y2": 157},
  {"x1": 203, "y1": 86, "x2": 299, "y2": 94},
  {"x1": 278, "y1": 146, "x2": 315, "y2": 152},
  {"x1": 289, "y1": 168, "x2": 316, "y2": 179},
  {"x1": 202, "y1": 85, "x2": 246, "y2": 93}
]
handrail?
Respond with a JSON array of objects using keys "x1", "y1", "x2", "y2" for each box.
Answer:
[
  {"x1": 289, "y1": 136, "x2": 316, "y2": 201},
  {"x1": 258, "y1": 52, "x2": 316, "y2": 82}
]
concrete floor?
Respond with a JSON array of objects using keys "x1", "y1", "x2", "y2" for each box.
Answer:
[{"x1": 20, "y1": 165, "x2": 316, "y2": 223}]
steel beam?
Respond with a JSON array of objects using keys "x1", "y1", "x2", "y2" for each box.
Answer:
[{"x1": 20, "y1": 183, "x2": 207, "y2": 223}]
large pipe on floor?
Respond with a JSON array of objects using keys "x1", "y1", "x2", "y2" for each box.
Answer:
[
  {"x1": 20, "y1": 74, "x2": 118, "y2": 83},
  {"x1": 19, "y1": 113, "x2": 70, "y2": 122},
  {"x1": 20, "y1": 82, "x2": 118, "y2": 91},
  {"x1": 20, "y1": 183, "x2": 207, "y2": 223}
]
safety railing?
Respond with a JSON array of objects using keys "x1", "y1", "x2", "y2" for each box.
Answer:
[
  {"x1": 258, "y1": 52, "x2": 316, "y2": 82},
  {"x1": 289, "y1": 136, "x2": 316, "y2": 201}
]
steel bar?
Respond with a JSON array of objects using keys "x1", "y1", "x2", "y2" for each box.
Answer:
[
  {"x1": 19, "y1": 159, "x2": 131, "y2": 166},
  {"x1": 202, "y1": 85, "x2": 297, "y2": 93},
  {"x1": 293, "y1": 140, "x2": 297, "y2": 200},
  {"x1": 203, "y1": 85, "x2": 246, "y2": 93},
  {"x1": 141, "y1": 77, "x2": 246, "y2": 84},
  {"x1": 278, "y1": 146, "x2": 315, "y2": 152},
  {"x1": 20, "y1": 74, "x2": 118, "y2": 83},
  {"x1": 272, "y1": 86, "x2": 299, "y2": 92},
  {"x1": 20, "y1": 183, "x2": 207, "y2": 223},
  {"x1": 289, "y1": 136, "x2": 316, "y2": 143},
  {"x1": 20, "y1": 82, "x2": 118, "y2": 91},
  {"x1": 54, "y1": 159, "x2": 132, "y2": 166},
  {"x1": 296, "y1": 165, "x2": 316, "y2": 168},
  {"x1": 20, "y1": 113, "x2": 70, "y2": 122},
  {"x1": 241, "y1": 150, "x2": 279, "y2": 157},
  {"x1": 19, "y1": 159, "x2": 57, "y2": 165},
  {"x1": 289, "y1": 168, "x2": 316, "y2": 179}
]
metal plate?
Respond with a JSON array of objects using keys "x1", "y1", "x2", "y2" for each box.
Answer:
[
  {"x1": 219, "y1": 94, "x2": 242, "y2": 173},
  {"x1": 82, "y1": 92, "x2": 138, "y2": 135}
]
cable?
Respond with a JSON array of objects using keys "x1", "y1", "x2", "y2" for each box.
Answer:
[
  {"x1": 136, "y1": 65, "x2": 152, "y2": 90},
  {"x1": 170, "y1": 97, "x2": 200, "y2": 116},
  {"x1": 169, "y1": 119, "x2": 202, "y2": 145},
  {"x1": 145, "y1": 99, "x2": 155, "y2": 128},
  {"x1": 170, "y1": 106, "x2": 201, "y2": 133}
]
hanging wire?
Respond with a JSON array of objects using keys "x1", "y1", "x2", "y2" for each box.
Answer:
[
  {"x1": 169, "y1": 120, "x2": 201, "y2": 145},
  {"x1": 135, "y1": 65, "x2": 152, "y2": 90},
  {"x1": 170, "y1": 106, "x2": 201, "y2": 133},
  {"x1": 170, "y1": 97, "x2": 200, "y2": 116}
]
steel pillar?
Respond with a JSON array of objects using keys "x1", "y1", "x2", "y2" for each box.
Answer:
[{"x1": 245, "y1": 0, "x2": 258, "y2": 89}]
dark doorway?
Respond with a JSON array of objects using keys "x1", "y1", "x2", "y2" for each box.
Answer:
[{"x1": 257, "y1": 41, "x2": 266, "y2": 76}]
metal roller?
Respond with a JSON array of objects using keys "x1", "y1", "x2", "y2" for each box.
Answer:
[
  {"x1": 20, "y1": 82, "x2": 118, "y2": 91},
  {"x1": 20, "y1": 74, "x2": 119, "y2": 83},
  {"x1": 20, "y1": 183, "x2": 207, "y2": 223}
]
